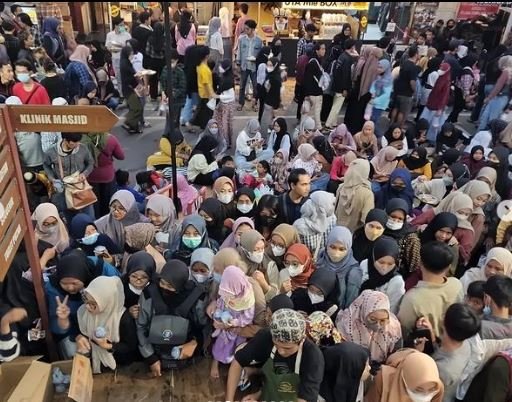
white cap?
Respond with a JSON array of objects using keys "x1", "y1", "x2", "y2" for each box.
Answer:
[
  {"x1": 52, "y1": 97, "x2": 68, "y2": 106},
  {"x1": 5, "y1": 96, "x2": 22, "y2": 105}
]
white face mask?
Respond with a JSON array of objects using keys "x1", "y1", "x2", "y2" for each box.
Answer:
[
  {"x1": 271, "y1": 245, "x2": 286, "y2": 257},
  {"x1": 437, "y1": 69, "x2": 447, "y2": 76},
  {"x1": 405, "y1": 387, "x2": 438, "y2": 402},
  {"x1": 192, "y1": 273, "x2": 209, "y2": 284},
  {"x1": 210, "y1": 127, "x2": 219, "y2": 135},
  {"x1": 217, "y1": 192, "x2": 234, "y2": 204},
  {"x1": 287, "y1": 265, "x2": 304, "y2": 277},
  {"x1": 308, "y1": 291, "x2": 324, "y2": 304},
  {"x1": 386, "y1": 219, "x2": 404, "y2": 231},
  {"x1": 128, "y1": 283, "x2": 143, "y2": 295},
  {"x1": 248, "y1": 251, "x2": 264, "y2": 264},
  {"x1": 44, "y1": 225, "x2": 59, "y2": 235},
  {"x1": 266, "y1": 66, "x2": 275, "y2": 73},
  {"x1": 219, "y1": 66, "x2": 225, "y2": 74},
  {"x1": 237, "y1": 203, "x2": 253, "y2": 214},
  {"x1": 155, "y1": 231, "x2": 169, "y2": 245}
]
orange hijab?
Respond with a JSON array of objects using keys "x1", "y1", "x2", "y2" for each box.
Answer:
[{"x1": 285, "y1": 243, "x2": 315, "y2": 290}]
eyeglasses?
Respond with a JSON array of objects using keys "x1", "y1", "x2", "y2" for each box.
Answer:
[
  {"x1": 42, "y1": 221, "x2": 58, "y2": 227},
  {"x1": 130, "y1": 273, "x2": 149, "y2": 284},
  {"x1": 110, "y1": 204, "x2": 126, "y2": 213}
]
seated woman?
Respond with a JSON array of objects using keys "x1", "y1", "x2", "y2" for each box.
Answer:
[
  {"x1": 270, "y1": 148, "x2": 290, "y2": 195},
  {"x1": 169, "y1": 215, "x2": 219, "y2": 266},
  {"x1": 375, "y1": 168, "x2": 415, "y2": 214},
  {"x1": 122, "y1": 223, "x2": 165, "y2": 273},
  {"x1": 175, "y1": 174, "x2": 200, "y2": 216},
  {"x1": 279, "y1": 243, "x2": 316, "y2": 295},
  {"x1": 461, "y1": 145, "x2": 486, "y2": 179},
  {"x1": 267, "y1": 117, "x2": 291, "y2": 156},
  {"x1": 365, "y1": 349, "x2": 444, "y2": 402},
  {"x1": 336, "y1": 290, "x2": 402, "y2": 366},
  {"x1": 398, "y1": 146, "x2": 432, "y2": 179},
  {"x1": 146, "y1": 135, "x2": 191, "y2": 169},
  {"x1": 137, "y1": 260, "x2": 208, "y2": 375},
  {"x1": 146, "y1": 194, "x2": 181, "y2": 252},
  {"x1": 328, "y1": 150, "x2": 357, "y2": 194},
  {"x1": 335, "y1": 159, "x2": 374, "y2": 232},
  {"x1": 76, "y1": 276, "x2": 138, "y2": 372},
  {"x1": 329, "y1": 123, "x2": 357, "y2": 155},
  {"x1": 234, "y1": 187, "x2": 256, "y2": 220},
  {"x1": 210, "y1": 266, "x2": 255, "y2": 379},
  {"x1": 235, "y1": 119, "x2": 273, "y2": 173},
  {"x1": 198, "y1": 119, "x2": 227, "y2": 158},
  {"x1": 291, "y1": 268, "x2": 339, "y2": 320},
  {"x1": 213, "y1": 176, "x2": 237, "y2": 219},
  {"x1": 96, "y1": 68, "x2": 120, "y2": 110},
  {"x1": 123, "y1": 251, "x2": 156, "y2": 321},
  {"x1": 187, "y1": 135, "x2": 220, "y2": 186},
  {"x1": 254, "y1": 196, "x2": 280, "y2": 240},
  {"x1": 381, "y1": 124, "x2": 408, "y2": 157},
  {"x1": 436, "y1": 122, "x2": 465, "y2": 155},
  {"x1": 266, "y1": 224, "x2": 300, "y2": 271},
  {"x1": 292, "y1": 143, "x2": 329, "y2": 192},
  {"x1": 353, "y1": 121, "x2": 379, "y2": 160},
  {"x1": 32, "y1": 203, "x2": 70, "y2": 255},
  {"x1": 352, "y1": 209, "x2": 388, "y2": 263},
  {"x1": 360, "y1": 236, "x2": 405, "y2": 314},
  {"x1": 45, "y1": 250, "x2": 119, "y2": 359},
  {"x1": 220, "y1": 217, "x2": 254, "y2": 249},
  {"x1": 95, "y1": 190, "x2": 148, "y2": 250},
  {"x1": 370, "y1": 146, "x2": 400, "y2": 191},
  {"x1": 295, "y1": 191, "x2": 336, "y2": 253},
  {"x1": 198, "y1": 198, "x2": 228, "y2": 244}
]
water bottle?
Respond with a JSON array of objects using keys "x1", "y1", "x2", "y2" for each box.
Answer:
[{"x1": 171, "y1": 346, "x2": 182, "y2": 360}]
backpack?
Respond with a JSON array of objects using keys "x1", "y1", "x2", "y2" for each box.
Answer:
[
  {"x1": 310, "y1": 58, "x2": 331, "y2": 92},
  {"x1": 43, "y1": 33, "x2": 58, "y2": 57},
  {"x1": 489, "y1": 349, "x2": 512, "y2": 402},
  {"x1": 175, "y1": 24, "x2": 196, "y2": 56}
]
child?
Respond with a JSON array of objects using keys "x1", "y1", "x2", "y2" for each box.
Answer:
[
  {"x1": 251, "y1": 160, "x2": 273, "y2": 187},
  {"x1": 115, "y1": 169, "x2": 145, "y2": 204},
  {"x1": 270, "y1": 149, "x2": 290, "y2": 194},
  {"x1": 465, "y1": 280, "x2": 485, "y2": 315},
  {"x1": 210, "y1": 266, "x2": 255, "y2": 379}
]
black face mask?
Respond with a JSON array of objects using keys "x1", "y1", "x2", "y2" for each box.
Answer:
[
  {"x1": 260, "y1": 216, "x2": 277, "y2": 227},
  {"x1": 391, "y1": 185, "x2": 405, "y2": 192}
]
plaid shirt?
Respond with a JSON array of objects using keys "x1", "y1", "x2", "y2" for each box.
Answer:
[
  {"x1": 296, "y1": 37, "x2": 313, "y2": 60},
  {"x1": 31, "y1": 25, "x2": 42, "y2": 47},
  {"x1": 36, "y1": 3, "x2": 63, "y2": 23},
  {"x1": 160, "y1": 64, "x2": 187, "y2": 104},
  {"x1": 296, "y1": 217, "x2": 336, "y2": 260},
  {"x1": 64, "y1": 62, "x2": 92, "y2": 100}
]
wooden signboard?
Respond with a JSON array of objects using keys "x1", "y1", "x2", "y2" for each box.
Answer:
[
  {"x1": 0, "y1": 210, "x2": 26, "y2": 280},
  {"x1": 0, "y1": 179, "x2": 21, "y2": 240},
  {"x1": 0, "y1": 145, "x2": 15, "y2": 196}
]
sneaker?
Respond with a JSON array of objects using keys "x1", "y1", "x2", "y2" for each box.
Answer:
[{"x1": 143, "y1": 122, "x2": 152, "y2": 128}]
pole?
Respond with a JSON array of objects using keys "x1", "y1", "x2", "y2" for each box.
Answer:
[{"x1": 163, "y1": 2, "x2": 180, "y2": 211}]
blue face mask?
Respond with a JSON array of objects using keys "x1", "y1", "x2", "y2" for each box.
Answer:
[
  {"x1": 81, "y1": 233, "x2": 99, "y2": 246},
  {"x1": 483, "y1": 305, "x2": 492, "y2": 316},
  {"x1": 182, "y1": 236, "x2": 202, "y2": 249},
  {"x1": 213, "y1": 272, "x2": 222, "y2": 284}
]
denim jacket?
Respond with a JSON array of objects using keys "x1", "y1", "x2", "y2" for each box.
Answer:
[{"x1": 237, "y1": 34, "x2": 262, "y2": 72}]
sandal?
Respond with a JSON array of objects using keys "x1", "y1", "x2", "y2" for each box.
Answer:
[{"x1": 237, "y1": 105, "x2": 243, "y2": 112}]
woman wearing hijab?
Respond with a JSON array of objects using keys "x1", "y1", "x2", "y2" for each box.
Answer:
[
  {"x1": 187, "y1": 135, "x2": 220, "y2": 185},
  {"x1": 461, "y1": 145, "x2": 487, "y2": 179},
  {"x1": 206, "y1": 17, "x2": 223, "y2": 64},
  {"x1": 360, "y1": 237, "x2": 404, "y2": 314},
  {"x1": 198, "y1": 198, "x2": 227, "y2": 244},
  {"x1": 292, "y1": 143, "x2": 327, "y2": 191},
  {"x1": 146, "y1": 194, "x2": 181, "y2": 252},
  {"x1": 375, "y1": 168, "x2": 415, "y2": 214},
  {"x1": 421, "y1": 62, "x2": 452, "y2": 143},
  {"x1": 199, "y1": 119, "x2": 227, "y2": 158},
  {"x1": 434, "y1": 123, "x2": 462, "y2": 155},
  {"x1": 384, "y1": 198, "x2": 421, "y2": 278},
  {"x1": 365, "y1": 349, "x2": 444, "y2": 402},
  {"x1": 234, "y1": 187, "x2": 256, "y2": 220},
  {"x1": 95, "y1": 190, "x2": 147, "y2": 250},
  {"x1": 352, "y1": 209, "x2": 388, "y2": 263},
  {"x1": 170, "y1": 214, "x2": 219, "y2": 266},
  {"x1": 488, "y1": 145, "x2": 512, "y2": 199},
  {"x1": 44, "y1": 249, "x2": 119, "y2": 358},
  {"x1": 457, "y1": 180, "x2": 492, "y2": 244},
  {"x1": 370, "y1": 59, "x2": 393, "y2": 137},
  {"x1": 146, "y1": 135, "x2": 192, "y2": 169},
  {"x1": 279, "y1": 243, "x2": 316, "y2": 295},
  {"x1": 271, "y1": 148, "x2": 290, "y2": 194},
  {"x1": 235, "y1": 119, "x2": 273, "y2": 172},
  {"x1": 266, "y1": 224, "x2": 300, "y2": 271},
  {"x1": 335, "y1": 159, "x2": 374, "y2": 232},
  {"x1": 96, "y1": 68, "x2": 120, "y2": 110},
  {"x1": 329, "y1": 150, "x2": 357, "y2": 194},
  {"x1": 312, "y1": 135, "x2": 336, "y2": 175},
  {"x1": 76, "y1": 276, "x2": 138, "y2": 372},
  {"x1": 460, "y1": 247, "x2": 512, "y2": 294},
  {"x1": 238, "y1": 230, "x2": 279, "y2": 302},
  {"x1": 213, "y1": 176, "x2": 236, "y2": 218},
  {"x1": 69, "y1": 213, "x2": 121, "y2": 258},
  {"x1": 292, "y1": 268, "x2": 340, "y2": 320},
  {"x1": 381, "y1": 124, "x2": 409, "y2": 157},
  {"x1": 32, "y1": 203, "x2": 70, "y2": 254},
  {"x1": 260, "y1": 57, "x2": 282, "y2": 136},
  {"x1": 398, "y1": 146, "x2": 432, "y2": 179},
  {"x1": 353, "y1": 120, "x2": 379, "y2": 159},
  {"x1": 255, "y1": 46, "x2": 272, "y2": 119},
  {"x1": 294, "y1": 191, "x2": 336, "y2": 256},
  {"x1": 329, "y1": 123, "x2": 357, "y2": 155},
  {"x1": 254, "y1": 195, "x2": 280, "y2": 240},
  {"x1": 64, "y1": 44, "x2": 96, "y2": 103},
  {"x1": 267, "y1": 118, "x2": 291, "y2": 156},
  {"x1": 42, "y1": 17, "x2": 66, "y2": 66},
  {"x1": 221, "y1": 217, "x2": 254, "y2": 249},
  {"x1": 370, "y1": 146, "x2": 400, "y2": 190},
  {"x1": 336, "y1": 290, "x2": 402, "y2": 365},
  {"x1": 122, "y1": 223, "x2": 165, "y2": 273},
  {"x1": 137, "y1": 260, "x2": 206, "y2": 376},
  {"x1": 123, "y1": 251, "x2": 155, "y2": 320}
]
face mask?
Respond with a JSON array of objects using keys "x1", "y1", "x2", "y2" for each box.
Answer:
[
  {"x1": 237, "y1": 203, "x2": 253, "y2": 214},
  {"x1": 455, "y1": 213, "x2": 469, "y2": 221},
  {"x1": 210, "y1": 128, "x2": 219, "y2": 135},
  {"x1": 266, "y1": 66, "x2": 275, "y2": 73},
  {"x1": 182, "y1": 236, "x2": 202, "y2": 249},
  {"x1": 365, "y1": 225, "x2": 384, "y2": 241},
  {"x1": 366, "y1": 320, "x2": 381, "y2": 332},
  {"x1": 193, "y1": 273, "x2": 209, "y2": 284},
  {"x1": 218, "y1": 66, "x2": 225, "y2": 74},
  {"x1": 217, "y1": 192, "x2": 234, "y2": 204},
  {"x1": 118, "y1": 25, "x2": 127, "y2": 33},
  {"x1": 308, "y1": 291, "x2": 324, "y2": 305},
  {"x1": 260, "y1": 216, "x2": 277, "y2": 227},
  {"x1": 392, "y1": 185, "x2": 405, "y2": 192},
  {"x1": 81, "y1": 233, "x2": 99, "y2": 246},
  {"x1": 327, "y1": 248, "x2": 347, "y2": 263},
  {"x1": 405, "y1": 387, "x2": 439, "y2": 402},
  {"x1": 128, "y1": 283, "x2": 143, "y2": 295},
  {"x1": 155, "y1": 231, "x2": 169, "y2": 245},
  {"x1": 483, "y1": 305, "x2": 492, "y2": 316},
  {"x1": 45, "y1": 225, "x2": 59, "y2": 235},
  {"x1": 248, "y1": 251, "x2": 264, "y2": 264},
  {"x1": 271, "y1": 245, "x2": 286, "y2": 257},
  {"x1": 274, "y1": 157, "x2": 283, "y2": 164},
  {"x1": 213, "y1": 272, "x2": 222, "y2": 284},
  {"x1": 287, "y1": 265, "x2": 304, "y2": 277},
  {"x1": 442, "y1": 175, "x2": 454, "y2": 186},
  {"x1": 17, "y1": 72, "x2": 30, "y2": 83},
  {"x1": 438, "y1": 69, "x2": 447, "y2": 76},
  {"x1": 386, "y1": 219, "x2": 404, "y2": 231}
]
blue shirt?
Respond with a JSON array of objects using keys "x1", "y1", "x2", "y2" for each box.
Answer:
[{"x1": 237, "y1": 35, "x2": 262, "y2": 72}]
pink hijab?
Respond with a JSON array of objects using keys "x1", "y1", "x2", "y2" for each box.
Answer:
[
  {"x1": 329, "y1": 123, "x2": 356, "y2": 152},
  {"x1": 218, "y1": 266, "x2": 255, "y2": 312},
  {"x1": 177, "y1": 174, "x2": 198, "y2": 210},
  {"x1": 221, "y1": 217, "x2": 255, "y2": 249},
  {"x1": 69, "y1": 44, "x2": 96, "y2": 83}
]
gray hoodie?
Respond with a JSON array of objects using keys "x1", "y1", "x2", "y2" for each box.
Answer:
[{"x1": 43, "y1": 140, "x2": 94, "y2": 181}]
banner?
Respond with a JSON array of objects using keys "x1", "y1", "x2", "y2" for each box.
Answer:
[
  {"x1": 457, "y1": 3, "x2": 501, "y2": 20},
  {"x1": 283, "y1": 2, "x2": 370, "y2": 11}
]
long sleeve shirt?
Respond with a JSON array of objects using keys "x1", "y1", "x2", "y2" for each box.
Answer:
[
  {"x1": 236, "y1": 35, "x2": 262, "y2": 72},
  {"x1": 43, "y1": 142, "x2": 95, "y2": 180}
]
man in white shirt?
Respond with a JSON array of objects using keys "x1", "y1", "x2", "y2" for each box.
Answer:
[{"x1": 105, "y1": 16, "x2": 131, "y2": 97}]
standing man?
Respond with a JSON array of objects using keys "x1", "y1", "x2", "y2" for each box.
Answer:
[
  {"x1": 390, "y1": 46, "x2": 419, "y2": 127},
  {"x1": 236, "y1": 19, "x2": 262, "y2": 111},
  {"x1": 17, "y1": 13, "x2": 40, "y2": 47},
  {"x1": 234, "y1": 3, "x2": 249, "y2": 53},
  {"x1": 106, "y1": 16, "x2": 131, "y2": 98},
  {"x1": 296, "y1": 23, "x2": 317, "y2": 60}
]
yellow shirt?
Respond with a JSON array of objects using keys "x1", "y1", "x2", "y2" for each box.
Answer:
[{"x1": 197, "y1": 63, "x2": 213, "y2": 99}]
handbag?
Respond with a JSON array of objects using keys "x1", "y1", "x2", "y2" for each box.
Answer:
[
  {"x1": 58, "y1": 156, "x2": 97, "y2": 211},
  {"x1": 206, "y1": 98, "x2": 217, "y2": 111},
  {"x1": 148, "y1": 315, "x2": 190, "y2": 346}
]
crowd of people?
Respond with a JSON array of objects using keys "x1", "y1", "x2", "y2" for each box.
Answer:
[{"x1": 4, "y1": 2, "x2": 512, "y2": 402}]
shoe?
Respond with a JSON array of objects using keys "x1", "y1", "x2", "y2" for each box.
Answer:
[
  {"x1": 143, "y1": 122, "x2": 152, "y2": 128},
  {"x1": 237, "y1": 105, "x2": 243, "y2": 111}
]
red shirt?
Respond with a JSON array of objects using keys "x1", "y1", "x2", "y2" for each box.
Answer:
[{"x1": 12, "y1": 82, "x2": 51, "y2": 105}]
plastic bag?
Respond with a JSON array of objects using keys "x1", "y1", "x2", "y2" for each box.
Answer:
[{"x1": 364, "y1": 101, "x2": 373, "y2": 121}]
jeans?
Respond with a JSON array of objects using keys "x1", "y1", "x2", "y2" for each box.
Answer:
[
  {"x1": 181, "y1": 92, "x2": 199, "y2": 124},
  {"x1": 105, "y1": 97, "x2": 119, "y2": 111},
  {"x1": 421, "y1": 107, "x2": 448, "y2": 143},
  {"x1": 326, "y1": 93, "x2": 346, "y2": 128},
  {"x1": 371, "y1": 108, "x2": 385, "y2": 138},
  {"x1": 310, "y1": 172, "x2": 330, "y2": 192},
  {"x1": 239, "y1": 69, "x2": 257, "y2": 106},
  {"x1": 478, "y1": 94, "x2": 509, "y2": 131}
]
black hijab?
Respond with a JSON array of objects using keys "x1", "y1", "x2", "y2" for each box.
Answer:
[
  {"x1": 403, "y1": 146, "x2": 428, "y2": 171},
  {"x1": 191, "y1": 135, "x2": 219, "y2": 164},
  {"x1": 313, "y1": 135, "x2": 335, "y2": 164},
  {"x1": 123, "y1": 251, "x2": 156, "y2": 308},
  {"x1": 273, "y1": 117, "x2": 289, "y2": 153},
  {"x1": 436, "y1": 122, "x2": 459, "y2": 149},
  {"x1": 309, "y1": 268, "x2": 338, "y2": 302},
  {"x1": 235, "y1": 187, "x2": 256, "y2": 219},
  {"x1": 361, "y1": 236, "x2": 400, "y2": 291},
  {"x1": 150, "y1": 260, "x2": 192, "y2": 315},
  {"x1": 419, "y1": 212, "x2": 458, "y2": 244},
  {"x1": 384, "y1": 198, "x2": 412, "y2": 240},
  {"x1": 255, "y1": 195, "x2": 280, "y2": 234},
  {"x1": 269, "y1": 294, "x2": 294, "y2": 312},
  {"x1": 352, "y1": 209, "x2": 388, "y2": 262},
  {"x1": 199, "y1": 198, "x2": 226, "y2": 243},
  {"x1": 256, "y1": 46, "x2": 272, "y2": 68},
  {"x1": 489, "y1": 145, "x2": 511, "y2": 199}
]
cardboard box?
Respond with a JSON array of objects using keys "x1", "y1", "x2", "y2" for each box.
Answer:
[{"x1": 0, "y1": 355, "x2": 92, "y2": 402}]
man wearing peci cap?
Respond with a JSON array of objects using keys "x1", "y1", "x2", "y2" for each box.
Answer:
[
  {"x1": 106, "y1": 16, "x2": 132, "y2": 97},
  {"x1": 225, "y1": 308, "x2": 324, "y2": 402}
]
